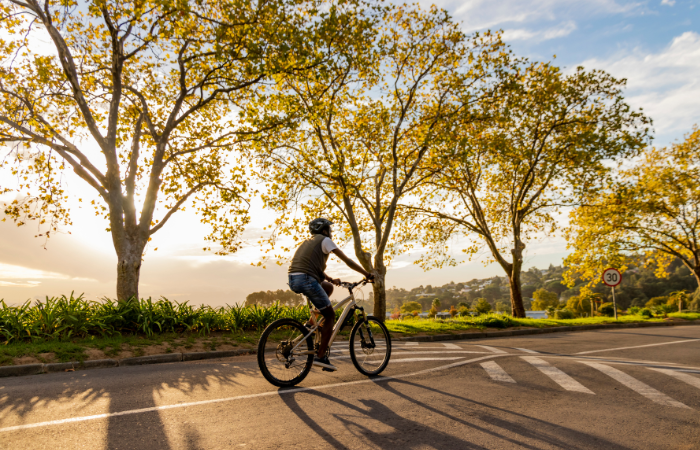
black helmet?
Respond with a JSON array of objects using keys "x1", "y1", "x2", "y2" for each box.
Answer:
[{"x1": 309, "y1": 218, "x2": 333, "y2": 235}]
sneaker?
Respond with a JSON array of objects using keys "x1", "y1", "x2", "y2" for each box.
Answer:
[{"x1": 313, "y1": 355, "x2": 337, "y2": 372}]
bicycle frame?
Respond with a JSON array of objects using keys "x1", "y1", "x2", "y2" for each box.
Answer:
[{"x1": 287, "y1": 283, "x2": 368, "y2": 357}]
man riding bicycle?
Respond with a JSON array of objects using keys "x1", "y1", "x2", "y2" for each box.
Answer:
[{"x1": 288, "y1": 218, "x2": 373, "y2": 372}]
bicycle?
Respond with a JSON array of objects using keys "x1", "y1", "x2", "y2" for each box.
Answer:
[{"x1": 257, "y1": 278, "x2": 392, "y2": 387}]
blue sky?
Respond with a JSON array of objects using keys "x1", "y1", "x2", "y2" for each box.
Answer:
[{"x1": 1, "y1": 0, "x2": 699, "y2": 305}]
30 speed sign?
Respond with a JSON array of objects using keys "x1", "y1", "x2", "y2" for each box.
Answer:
[{"x1": 602, "y1": 268, "x2": 622, "y2": 287}]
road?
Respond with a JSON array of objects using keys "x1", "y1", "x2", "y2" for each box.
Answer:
[{"x1": 1, "y1": 326, "x2": 700, "y2": 449}]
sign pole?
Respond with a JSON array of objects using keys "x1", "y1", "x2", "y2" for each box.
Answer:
[
  {"x1": 611, "y1": 286, "x2": 617, "y2": 320},
  {"x1": 602, "y1": 268, "x2": 622, "y2": 320}
]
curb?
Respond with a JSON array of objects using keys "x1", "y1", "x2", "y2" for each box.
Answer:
[{"x1": 1, "y1": 321, "x2": 697, "y2": 379}]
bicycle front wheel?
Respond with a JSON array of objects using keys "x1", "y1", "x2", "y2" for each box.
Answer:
[
  {"x1": 349, "y1": 315, "x2": 391, "y2": 376},
  {"x1": 257, "y1": 318, "x2": 314, "y2": 387}
]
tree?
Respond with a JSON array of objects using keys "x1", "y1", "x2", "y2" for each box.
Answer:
[
  {"x1": 494, "y1": 301, "x2": 508, "y2": 313},
  {"x1": 251, "y1": 4, "x2": 508, "y2": 320},
  {"x1": 531, "y1": 288, "x2": 558, "y2": 310},
  {"x1": 0, "y1": 0, "x2": 322, "y2": 300},
  {"x1": 409, "y1": 62, "x2": 650, "y2": 317},
  {"x1": 245, "y1": 289, "x2": 303, "y2": 307},
  {"x1": 565, "y1": 127, "x2": 700, "y2": 296},
  {"x1": 565, "y1": 295, "x2": 591, "y2": 316},
  {"x1": 431, "y1": 298, "x2": 441, "y2": 310}
]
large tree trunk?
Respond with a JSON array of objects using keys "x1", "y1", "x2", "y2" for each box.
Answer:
[
  {"x1": 116, "y1": 238, "x2": 146, "y2": 302},
  {"x1": 372, "y1": 265, "x2": 388, "y2": 322},
  {"x1": 507, "y1": 271, "x2": 526, "y2": 318}
]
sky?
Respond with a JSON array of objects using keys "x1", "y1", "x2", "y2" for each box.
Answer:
[{"x1": 1, "y1": 0, "x2": 699, "y2": 306}]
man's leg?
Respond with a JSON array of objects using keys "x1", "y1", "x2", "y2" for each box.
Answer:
[
  {"x1": 321, "y1": 280, "x2": 334, "y2": 297},
  {"x1": 317, "y1": 306, "x2": 335, "y2": 358}
]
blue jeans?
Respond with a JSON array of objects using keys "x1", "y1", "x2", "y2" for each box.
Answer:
[{"x1": 288, "y1": 274, "x2": 331, "y2": 310}]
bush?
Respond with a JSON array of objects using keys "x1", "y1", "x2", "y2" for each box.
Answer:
[
  {"x1": 554, "y1": 309, "x2": 574, "y2": 320},
  {"x1": 598, "y1": 302, "x2": 615, "y2": 317},
  {"x1": 531, "y1": 289, "x2": 559, "y2": 310},
  {"x1": 472, "y1": 313, "x2": 514, "y2": 328},
  {"x1": 473, "y1": 298, "x2": 492, "y2": 315},
  {"x1": 639, "y1": 308, "x2": 653, "y2": 318},
  {"x1": 449, "y1": 306, "x2": 458, "y2": 318},
  {"x1": 628, "y1": 306, "x2": 641, "y2": 315},
  {"x1": 458, "y1": 306, "x2": 470, "y2": 317},
  {"x1": 428, "y1": 306, "x2": 437, "y2": 318},
  {"x1": 645, "y1": 296, "x2": 667, "y2": 308},
  {"x1": 400, "y1": 301, "x2": 422, "y2": 314},
  {"x1": 390, "y1": 307, "x2": 400, "y2": 320}
]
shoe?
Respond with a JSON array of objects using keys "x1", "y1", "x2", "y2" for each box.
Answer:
[{"x1": 313, "y1": 355, "x2": 337, "y2": 372}]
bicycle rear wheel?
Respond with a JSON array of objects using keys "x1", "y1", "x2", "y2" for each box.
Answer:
[
  {"x1": 257, "y1": 318, "x2": 314, "y2": 387},
  {"x1": 349, "y1": 316, "x2": 391, "y2": 376}
]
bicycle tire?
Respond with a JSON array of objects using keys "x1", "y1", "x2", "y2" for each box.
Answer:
[
  {"x1": 257, "y1": 318, "x2": 314, "y2": 387},
  {"x1": 349, "y1": 315, "x2": 392, "y2": 376}
]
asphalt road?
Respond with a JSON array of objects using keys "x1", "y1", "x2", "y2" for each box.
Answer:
[{"x1": 2, "y1": 326, "x2": 700, "y2": 450}]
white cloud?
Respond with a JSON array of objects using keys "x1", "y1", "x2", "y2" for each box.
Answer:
[
  {"x1": 661, "y1": 0, "x2": 675, "y2": 6},
  {"x1": 503, "y1": 21, "x2": 577, "y2": 42},
  {"x1": 0, "y1": 280, "x2": 41, "y2": 288},
  {"x1": 579, "y1": 31, "x2": 700, "y2": 141}
]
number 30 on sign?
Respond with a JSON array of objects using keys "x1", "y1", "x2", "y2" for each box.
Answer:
[{"x1": 602, "y1": 268, "x2": 622, "y2": 287}]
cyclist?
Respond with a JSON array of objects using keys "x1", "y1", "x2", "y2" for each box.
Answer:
[{"x1": 288, "y1": 218, "x2": 373, "y2": 371}]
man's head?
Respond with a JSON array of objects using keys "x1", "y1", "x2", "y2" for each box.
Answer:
[{"x1": 309, "y1": 218, "x2": 332, "y2": 237}]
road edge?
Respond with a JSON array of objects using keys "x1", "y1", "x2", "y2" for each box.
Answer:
[{"x1": 1, "y1": 320, "x2": 698, "y2": 379}]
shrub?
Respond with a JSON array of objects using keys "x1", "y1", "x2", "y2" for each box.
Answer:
[
  {"x1": 531, "y1": 289, "x2": 559, "y2": 310},
  {"x1": 554, "y1": 309, "x2": 574, "y2": 320},
  {"x1": 628, "y1": 306, "x2": 640, "y2": 315},
  {"x1": 472, "y1": 313, "x2": 514, "y2": 329},
  {"x1": 428, "y1": 306, "x2": 437, "y2": 318},
  {"x1": 400, "y1": 301, "x2": 422, "y2": 314},
  {"x1": 390, "y1": 307, "x2": 400, "y2": 320},
  {"x1": 473, "y1": 298, "x2": 492, "y2": 315},
  {"x1": 598, "y1": 302, "x2": 615, "y2": 317},
  {"x1": 458, "y1": 306, "x2": 470, "y2": 317},
  {"x1": 412, "y1": 310, "x2": 420, "y2": 317},
  {"x1": 645, "y1": 296, "x2": 667, "y2": 308},
  {"x1": 639, "y1": 308, "x2": 653, "y2": 318},
  {"x1": 449, "y1": 306, "x2": 458, "y2": 318}
]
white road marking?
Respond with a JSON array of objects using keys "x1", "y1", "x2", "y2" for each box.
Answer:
[
  {"x1": 476, "y1": 345, "x2": 508, "y2": 354},
  {"x1": 648, "y1": 368, "x2": 700, "y2": 390},
  {"x1": 515, "y1": 348, "x2": 539, "y2": 354},
  {"x1": 404, "y1": 342, "x2": 419, "y2": 346},
  {"x1": 522, "y1": 357, "x2": 594, "y2": 394},
  {"x1": 575, "y1": 339, "x2": 700, "y2": 355},
  {"x1": 584, "y1": 362, "x2": 690, "y2": 409},
  {"x1": 0, "y1": 355, "x2": 504, "y2": 433},
  {"x1": 481, "y1": 361, "x2": 516, "y2": 383},
  {"x1": 443, "y1": 343, "x2": 461, "y2": 349},
  {"x1": 333, "y1": 350, "x2": 490, "y2": 360},
  {"x1": 391, "y1": 357, "x2": 465, "y2": 363}
]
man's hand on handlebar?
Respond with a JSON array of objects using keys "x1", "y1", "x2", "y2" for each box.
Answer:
[{"x1": 330, "y1": 278, "x2": 341, "y2": 286}]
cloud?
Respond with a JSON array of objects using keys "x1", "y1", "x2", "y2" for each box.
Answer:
[
  {"x1": 503, "y1": 21, "x2": 577, "y2": 42},
  {"x1": 0, "y1": 262, "x2": 75, "y2": 280},
  {"x1": 661, "y1": 0, "x2": 675, "y2": 6},
  {"x1": 579, "y1": 31, "x2": 700, "y2": 141},
  {"x1": 0, "y1": 280, "x2": 41, "y2": 288}
]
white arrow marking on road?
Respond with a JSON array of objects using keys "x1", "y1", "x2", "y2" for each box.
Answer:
[
  {"x1": 476, "y1": 345, "x2": 507, "y2": 354},
  {"x1": 481, "y1": 361, "x2": 516, "y2": 383},
  {"x1": 583, "y1": 362, "x2": 689, "y2": 408},
  {"x1": 0, "y1": 354, "x2": 505, "y2": 433},
  {"x1": 575, "y1": 339, "x2": 700, "y2": 355},
  {"x1": 442, "y1": 343, "x2": 461, "y2": 349},
  {"x1": 523, "y1": 357, "x2": 594, "y2": 394},
  {"x1": 648, "y1": 368, "x2": 700, "y2": 390}
]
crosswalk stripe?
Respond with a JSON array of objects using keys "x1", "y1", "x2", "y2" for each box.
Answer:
[
  {"x1": 583, "y1": 362, "x2": 689, "y2": 408},
  {"x1": 481, "y1": 361, "x2": 516, "y2": 383},
  {"x1": 523, "y1": 357, "x2": 594, "y2": 394},
  {"x1": 648, "y1": 368, "x2": 700, "y2": 390},
  {"x1": 443, "y1": 343, "x2": 461, "y2": 349},
  {"x1": 391, "y1": 357, "x2": 465, "y2": 363},
  {"x1": 405, "y1": 342, "x2": 419, "y2": 346},
  {"x1": 476, "y1": 345, "x2": 507, "y2": 354},
  {"x1": 515, "y1": 348, "x2": 539, "y2": 354}
]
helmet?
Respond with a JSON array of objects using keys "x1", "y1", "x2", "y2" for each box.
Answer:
[{"x1": 309, "y1": 218, "x2": 333, "y2": 235}]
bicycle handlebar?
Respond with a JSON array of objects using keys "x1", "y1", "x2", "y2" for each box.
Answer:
[{"x1": 339, "y1": 278, "x2": 373, "y2": 290}]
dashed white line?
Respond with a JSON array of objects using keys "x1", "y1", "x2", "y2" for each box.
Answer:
[
  {"x1": 583, "y1": 362, "x2": 689, "y2": 408},
  {"x1": 476, "y1": 345, "x2": 508, "y2": 354},
  {"x1": 523, "y1": 357, "x2": 594, "y2": 394},
  {"x1": 442, "y1": 343, "x2": 461, "y2": 349},
  {"x1": 648, "y1": 368, "x2": 700, "y2": 390},
  {"x1": 481, "y1": 361, "x2": 516, "y2": 383}
]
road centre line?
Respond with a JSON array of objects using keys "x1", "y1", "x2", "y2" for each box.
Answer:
[
  {"x1": 648, "y1": 368, "x2": 700, "y2": 389},
  {"x1": 522, "y1": 357, "x2": 594, "y2": 394},
  {"x1": 0, "y1": 355, "x2": 504, "y2": 434},
  {"x1": 574, "y1": 339, "x2": 700, "y2": 355},
  {"x1": 583, "y1": 362, "x2": 690, "y2": 409}
]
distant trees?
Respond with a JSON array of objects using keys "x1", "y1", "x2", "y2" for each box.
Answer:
[
  {"x1": 400, "y1": 301, "x2": 422, "y2": 314},
  {"x1": 531, "y1": 289, "x2": 559, "y2": 310},
  {"x1": 245, "y1": 290, "x2": 303, "y2": 307}
]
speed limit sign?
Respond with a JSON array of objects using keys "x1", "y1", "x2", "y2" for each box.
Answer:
[{"x1": 602, "y1": 268, "x2": 622, "y2": 287}]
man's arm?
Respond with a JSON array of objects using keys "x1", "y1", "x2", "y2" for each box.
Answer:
[{"x1": 331, "y1": 248, "x2": 372, "y2": 279}]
